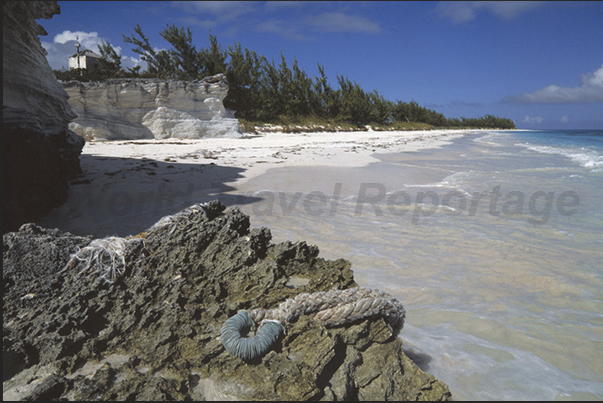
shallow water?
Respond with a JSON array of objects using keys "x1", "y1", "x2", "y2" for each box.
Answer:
[{"x1": 231, "y1": 130, "x2": 603, "y2": 400}]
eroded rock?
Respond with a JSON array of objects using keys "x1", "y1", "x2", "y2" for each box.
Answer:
[
  {"x1": 63, "y1": 75, "x2": 243, "y2": 141},
  {"x1": 2, "y1": 1, "x2": 85, "y2": 233},
  {"x1": 3, "y1": 202, "x2": 451, "y2": 400}
]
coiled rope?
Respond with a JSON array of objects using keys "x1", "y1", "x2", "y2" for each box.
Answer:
[
  {"x1": 221, "y1": 287, "x2": 405, "y2": 360},
  {"x1": 220, "y1": 311, "x2": 284, "y2": 361}
]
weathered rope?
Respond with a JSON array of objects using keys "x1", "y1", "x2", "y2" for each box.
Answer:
[
  {"x1": 221, "y1": 288, "x2": 405, "y2": 360},
  {"x1": 149, "y1": 202, "x2": 211, "y2": 235},
  {"x1": 221, "y1": 311, "x2": 285, "y2": 361},
  {"x1": 61, "y1": 202, "x2": 216, "y2": 284},
  {"x1": 59, "y1": 237, "x2": 144, "y2": 284}
]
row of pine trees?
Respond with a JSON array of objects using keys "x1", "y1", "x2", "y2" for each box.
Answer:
[{"x1": 54, "y1": 25, "x2": 515, "y2": 130}]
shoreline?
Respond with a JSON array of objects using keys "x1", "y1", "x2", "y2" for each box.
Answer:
[
  {"x1": 36, "y1": 129, "x2": 489, "y2": 237},
  {"x1": 83, "y1": 129, "x2": 484, "y2": 187}
]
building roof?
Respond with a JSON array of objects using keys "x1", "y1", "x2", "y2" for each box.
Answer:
[{"x1": 70, "y1": 49, "x2": 102, "y2": 59}]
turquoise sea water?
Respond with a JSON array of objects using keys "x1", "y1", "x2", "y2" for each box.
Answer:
[{"x1": 234, "y1": 130, "x2": 603, "y2": 400}]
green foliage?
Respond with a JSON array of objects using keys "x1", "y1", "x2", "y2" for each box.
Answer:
[
  {"x1": 122, "y1": 24, "x2": 172, "y2": 78},
  {"x1": 93, "y1": 24, "x2": 518, "y2": 130},
  {"x1": 97, "y1": 41, "x2": 122, "y2": 76},
  {"x1": 159, "y1": 24, "x2": 199, "y2": 79},
  {"x1": 199, "y1": 33, "x2": 228, "y2": 77},
  {"x1": 457, "y1": 114, "x2": 515, "y2": 129}
]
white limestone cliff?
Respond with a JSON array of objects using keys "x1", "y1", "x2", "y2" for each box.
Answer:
[
  {"x1": 63, "y1": 74, "x2": 243, "y2": 141},
  {"x1": 3, "y1": 1, "x2": 77, "y2": 131}
]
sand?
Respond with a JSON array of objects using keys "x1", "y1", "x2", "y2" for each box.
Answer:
[{"x1": 36, "y1": 129, "x2": 479, "y2": 237}]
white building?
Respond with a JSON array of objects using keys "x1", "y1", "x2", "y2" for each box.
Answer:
[{"x1": 69, "y1": 48, "x2": 102, "y2": 71}]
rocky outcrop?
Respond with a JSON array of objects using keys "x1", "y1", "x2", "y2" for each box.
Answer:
[
  {"x1": 63, "y1": 74, "x2": 243, "y2": 141},
  {"x1": 3, "y1": 201, "x2": 451, "y2": 401},
  {"x1": 3, "y1": 1, "x2": 85, "y2": 233}
]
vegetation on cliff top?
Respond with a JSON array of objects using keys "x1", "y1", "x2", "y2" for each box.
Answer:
[{"x1": 54, "y1": 25, "x2": 515, "y2": 131}]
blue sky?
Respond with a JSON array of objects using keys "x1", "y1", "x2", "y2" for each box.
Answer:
[{"x1": 40, "y1": 1, "x2": 603, "y2": 129}]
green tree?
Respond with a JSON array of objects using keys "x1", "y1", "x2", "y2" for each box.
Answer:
[
  {"x1": 335, "y1": 75, "x2": 374, "y2": 125},
  {"x1": 311, "y1": 63, "x2": 333, "y2": 118},
  {"x1": 159, "y1": 24, "x2": 199, "y2": 79},
  {"x1": 224, "y1": 43, "x2": 266, "y2": 119},
  {"x1": 122, "y1": 24, "x2": 175, "y2": 78},
  {"x1": 199, "y1": 33, "x2": 227, "y2": 77},
  {"x1": 97, "y1": 40, "x2": 123, "y2": 77},
  {"x1": 277, "y1": 53, "x2": 294, "y2": 116},
  {"x1": 120, "y1": 23, "x2": 515, "y2": 129},
  {"x1": 368, "y1": 91, "x2": 393, "y2": 124}
]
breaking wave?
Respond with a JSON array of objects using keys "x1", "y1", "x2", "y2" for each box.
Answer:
[{"x1": 516, "y1": 143, "x2": 603, "y2": 171}]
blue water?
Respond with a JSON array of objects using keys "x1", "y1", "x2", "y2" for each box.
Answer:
[{"x1": 235, "y1": 129, "x2": 603, "y2": 400}]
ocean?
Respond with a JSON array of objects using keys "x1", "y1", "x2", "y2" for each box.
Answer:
[{"x1": 233, "y1": 129, "x2": 603, "y2": 400}]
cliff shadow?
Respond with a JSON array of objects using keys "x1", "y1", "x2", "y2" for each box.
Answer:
[{"x1": 35, "y1": 154, "x2": 264, "y2": 238}]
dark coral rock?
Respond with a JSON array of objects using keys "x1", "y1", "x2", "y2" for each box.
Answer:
[{"x1": 2, "y1": 201, "x2": 451, "y2": 400}]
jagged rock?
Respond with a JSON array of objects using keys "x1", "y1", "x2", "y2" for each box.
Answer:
[
  {"x1": 63, "y1": 75, "x2": 243, "y2": 141},
  {"x1": 2, "y1": 1, "x2": 85, "y2": 233},
  {"x1": 3, "y1": 202, "x2": 451, "y2": 400}
]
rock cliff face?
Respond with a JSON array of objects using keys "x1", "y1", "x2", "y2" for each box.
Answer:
[
  {"x1": 64, "y1": 74, "x2": 243, "y2": 141},
  {"x1": 3, "y1": 1, "x2": 85, "y2": 233},
  {"x1": 3, "y1": 201, "x2": 451, "y2": 401}
]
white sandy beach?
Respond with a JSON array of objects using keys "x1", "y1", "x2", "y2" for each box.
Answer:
[
  {"x1": 37, "y1": 129, "x2": 479, "y2": 236},
  {"x1": 82, "y1": 129, "x2": 475, "y2": 183}
]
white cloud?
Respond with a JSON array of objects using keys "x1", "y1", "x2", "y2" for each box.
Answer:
[
  {"x1": 176, "y1": 16, "x2": 218, "y2": 30},
  {"x1": 253, "y1": 11, "x2": 381, "y2": 41},
  {"x1": 172, "y1": 1, "x2": 256, "y2": 20},
  {"x1": 41, "y1": 30, "x2": 101, "y2": 69},
  {"x1": 449, "y1": 100, "x2": 483, "y2": 107},
  {"x1": 172, "y1": 2, "x2": 380, "y2": 41},
  {"x1": 53, "y1": 30, "x2": 101, "y2": 48},
  {"x1": 521, "y1": 115, "x2": 543, "y2": 124},
  {"x1": 121, "y1": 55, "x2": 144, "y2": 71},
  {"x1": 435, "y1": 1, "x2": 546, "y2": 24},
  {"x1": 307, "y1": 12, "x2": 381, "y2": 34},
  {"x1": 41, "y1": 30, "x2": 143, "y2": 71},
  {"x1": 255, "y1": 19, "x2": 310, "y2": 41},
  {"x1": 263, "y1": 1, "x2": 305, "y2": 12},
  {"x1": 560, "y1": 115, "x2": 570, "y2": 123},
  {"x1": 507, "y1": 64, "x2": 603, "y2": 104}
]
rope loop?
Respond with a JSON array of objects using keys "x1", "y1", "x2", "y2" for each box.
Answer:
[
  {"x1": 220, "y1": 310, "x2": 285, "y2": 360},
  {"x1": 221, "y1": 288, "x2": 405, "y2": 359}
]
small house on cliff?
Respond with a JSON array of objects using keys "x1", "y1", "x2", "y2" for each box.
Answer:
[{"x1": 69, "y1": 48, "x2": 101, "y2": 71}]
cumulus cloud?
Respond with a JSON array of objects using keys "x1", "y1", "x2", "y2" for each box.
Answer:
[
  {"x1": 521, "y1": 115, "x2": 543, "y2": 124},
  {"x1": 42, "y1": 30, "x2": 103, "y2": 70},
  {"x1": 506, "y1": 64, "x2": 603, "y2": 104},
  {"x1": 41, "y1": 30, "x2": 143, "y2": 71},
  {"x1": 560, "y1": 115, "x2": 570, "y2": 123},
  {"x1": 435, "y1": 1, "x2": 546, "y2": 24}
]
